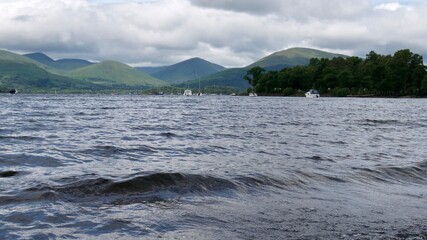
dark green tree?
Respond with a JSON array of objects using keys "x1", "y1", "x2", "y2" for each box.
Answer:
[
  {"x1": 243, "y1": 49, "x2": 426, "y2": 97},
  {"x1": 244, "y1": 66, "x2": 265, "y2": 88}
]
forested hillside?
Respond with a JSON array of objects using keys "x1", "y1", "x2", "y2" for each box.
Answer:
[{"x1": 245, "y1": 49, "x2": 427, "y2": 97}]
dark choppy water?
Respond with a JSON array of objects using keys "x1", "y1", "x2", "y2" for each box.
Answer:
[{"x1": 1, "y1": 94, "x2": 427, "y2": 239}]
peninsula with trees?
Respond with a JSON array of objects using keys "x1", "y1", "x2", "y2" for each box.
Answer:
[{"x1": 244, "y1": 49, "x2": 427, "y2": 97}]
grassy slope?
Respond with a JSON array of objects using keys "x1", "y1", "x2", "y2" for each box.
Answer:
[
  {"x1": 69, "y1": 61, "x2": 166, "y2": 87},
  {"x1": 0, "y1": 60, "x2": 97, "y2": 90},
  {"x1": 0, "y1": 50, "x2": 101, "y2": 90},
  {"x1": 247, "y1": 47, "x2": 347, "y2": 70},
  {"x1": 1, "y1": 50, "x2": 43, "y2": 64},
  {"x1": 51, "y1": 59, "x2": 93, "y2": 71}
]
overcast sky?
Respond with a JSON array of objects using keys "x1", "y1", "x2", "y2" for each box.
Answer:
[{"x1": 1, "y1": 0, "x2": 426, "y2": 67}]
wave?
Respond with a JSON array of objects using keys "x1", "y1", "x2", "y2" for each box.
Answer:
[
  {"x1": 359, "y1": 119, "x2": 427, "y2": 128},
  {"x1": 0, "y1": 172, "x2": 306, "y2": 206},
  {"x1": 54, "y1": 173, "x2": 241, "y2": 197},
  {"x1": 79, "y1": 145, "x2": 157, "y2": 156},
  {"x1": 0, "y1": 190, "x2": 56, "y2": 205},
  {"x1": 0, "y1": 135, "x2": 44, "y2": 141},
  {"x1": 159, "y1": 132, "x2": 180, "y2": 138},
  {"x1": 4, "y1": 163, "x2": 427, "y2": 206},
  {"x1": 0, "y1": 154, "x2": 64, "y2": 167},
  {"x1": 362, "y1": 119, "x2": 400, "y2": 126},
  {"x1": 0, "y1": 171, "x2": 19, "y2": 178},
  {"x1": 0, "y1": 173, "x2": 241, "y2": 206},
  {"x1": 352, "y1": 162, "x2": 427, "y2": 184}
]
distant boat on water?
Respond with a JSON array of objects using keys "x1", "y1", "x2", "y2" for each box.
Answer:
[
  {"x1": 9, "y1": 89, "x2": 17, "y2": 94},
  {"x1": 249, "y1": 92, "x2": 257, "y2": 97},
  {"x1": 196, "y1": 78, "x2": 202, "y2": 96},
  {"x1": 305, "y1": 89, "x2": 320, "y2": 98},
  {"x1": 183, "y1": 89, "x2": 192, "y2": 96}
]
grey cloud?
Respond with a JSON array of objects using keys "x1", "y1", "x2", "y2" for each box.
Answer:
[
  {"x1": 12, "y1": 15, "x2": 35, "y2": 22},
  {"x1": 1, "y1": 0, "x2": 427, "y2": 67},
  {"x1": 188, "y1": 0, "x2": 281, "y2": 15},
  {"x1": 189, "y1": 0, "x2": 371, "y2": 20}
]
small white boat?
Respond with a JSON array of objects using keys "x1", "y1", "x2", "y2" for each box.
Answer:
[
  {"x1": 183, "y1": 89, "x2": 192, "y2": 96},
  {"x1": 249, "y1": 92, "x2": 257, "y2": 97},
  {"x1": 305, "y1": 89, "x2": 320, "y2": 98}
]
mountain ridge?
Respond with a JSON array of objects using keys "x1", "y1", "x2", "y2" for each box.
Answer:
[
  {"x1": 68, "y1": 60, "x2": 166, "y2": 87},
  {"x1": 0, "y1": 51, "x2": 99, "y2": 91},
  {"x1": 148, "y1": 57, "x2": 226, "y2": 84},
  {"x1": 1, "y1": 47, "x2": 349, "y2": 92},
  {"x1": 188, "y1": 47, "x2": 347, "y2": 89},
  {"x1": 24, "y1": 52, "x2": 93, "y2": 71},
  {"x1": 247, "y1": 47, "x2": 347, "y2": 70}
]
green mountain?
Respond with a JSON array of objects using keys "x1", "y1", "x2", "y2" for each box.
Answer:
[
  {"x1": 0, "y1": 50, "x2": 97, "y2": 91},
  {"x1": 179, "y1": 68, "x2": 249, "y2": 89},
  {"x1": 192, "y1": 47, "x2": 347, "y2": 89},
  {"x1": 136, "y1": 66, "x2": 167, "y2": 75},
  {"x1": 24, "y1": 52, "x2": 93, "y2": 71},
  {"x1": 22, "y1": 52, "x2": 54, "y2": 64},
  {"x1": 1, "y1": 47, "x2": 347, "y2": 92},
  {"x1": 68, "y1": 61, "x2": 166, "y2": 88},
  {"x1": 247, "y1": 47, "x2": 347, "y2": 70},
  {"x1": 150, "y1": 57, "x2": 226, "y2": 84},
  {"x1": 1, "y1": 50, "x2": 42, "y2": 64}
]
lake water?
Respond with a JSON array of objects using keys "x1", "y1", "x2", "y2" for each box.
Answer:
[{"x1": 1, "y1": 94, "x2": 427, "y2": 239}]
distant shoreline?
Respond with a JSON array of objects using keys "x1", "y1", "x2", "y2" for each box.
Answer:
[{"x1": 2, "y1": 91, "x2": 425, "y2": 99}]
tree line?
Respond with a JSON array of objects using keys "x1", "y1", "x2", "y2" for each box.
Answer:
[{"x1": 244, "y1": 49, "x2": 427, "y2": 97}]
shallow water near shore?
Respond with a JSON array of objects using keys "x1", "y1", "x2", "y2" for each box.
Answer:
[{"x1": 1, "y1": 94, "x2": 427, "y2": 239}]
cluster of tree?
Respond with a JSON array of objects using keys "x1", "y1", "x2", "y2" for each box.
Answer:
[{"x1": 244, "y1": 49, "x2": 427, "y2": 97}]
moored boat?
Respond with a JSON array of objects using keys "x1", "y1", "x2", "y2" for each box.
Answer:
[
  {"x1": 183, "y1": 89, "x2": 192, "y2": 96},
  {"x1": 305, "y1": 89, "x2": 320, "y2": 98}
]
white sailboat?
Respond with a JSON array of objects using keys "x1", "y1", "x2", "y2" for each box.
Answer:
[{"x1": 197, "y1": 78, "x2": 202, "y2": 96}]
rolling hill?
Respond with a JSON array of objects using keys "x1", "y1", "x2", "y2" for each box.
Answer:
[
  {"x1": 190, "y1": 47, "x2": 347, "y2": 89},
  {"x1": 1, "y1": 47, "x2": 348, "y2": 92},
  {"x1": 24, "y1": 52, "x2": 93, "y2": 71},
  {"x1": 1, "y1": 50, "x2": 43, "y2": 65},
  {"x1": 68, "y1": 61, "x2": 166, "y2": 88},
  {"x1": 148, "y1": 57, "x2": 226, "y2": 84},
  {"x1": 247, "y1": 47, "x2": 347, "y2": 71},
  {"x1": 0, "y1": 50, "x2": 98, "y2": 91}
]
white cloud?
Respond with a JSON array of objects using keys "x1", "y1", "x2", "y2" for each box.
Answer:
[
  {"x1": 0, "y1": 0, "x2": 426, "y2": 67},
  {"x1": 374, "y1": 2, "x2": 407, "y2": 11}
]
